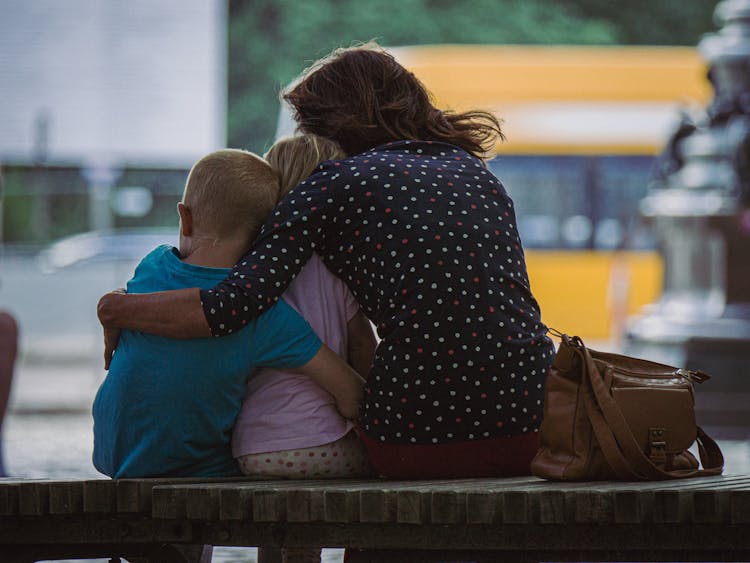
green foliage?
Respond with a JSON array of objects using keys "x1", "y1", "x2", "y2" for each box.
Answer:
[
  {"x1": 2, "y1": 194, "x2": 33, "y2": 243},
  {"x1": 114, "y1": 168, "x2": 187, "y2": 230},
  {"x1": 228, "y1": 0, "x2": 718, "y2": 151},
  {"x1": 1, "y1": 167, "x2": 89, "y2": 243},
  {"x1": 555, "y1": 0, "x2": 717, "y2": 45},
  {"x1": 1, "y1": 167, "x2": 186, "y2": 243}
]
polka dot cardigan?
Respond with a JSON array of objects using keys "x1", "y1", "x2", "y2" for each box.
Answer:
[{"x1": 200, "y1": 140, "x2": 555, "y2": 444}]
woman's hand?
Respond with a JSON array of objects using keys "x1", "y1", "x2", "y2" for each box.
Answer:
[
  {"x1": 96, "y1": 287, "x2": 211, "y2": 339},
  {"x1": 103, "y1": 325, "x2": 120, "y2": 370},
  {"x1": 98, "y1": 288, "x2": 126, "y2": 369}
]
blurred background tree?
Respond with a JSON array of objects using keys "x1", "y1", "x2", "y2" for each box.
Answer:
[{"x1": 228, "y1": 0, "x2": 717, "y2": 152}]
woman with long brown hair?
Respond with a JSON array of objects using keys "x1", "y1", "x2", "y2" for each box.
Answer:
[{"x1": 98, "y1": 43, "x2": 555, "y2": 478}]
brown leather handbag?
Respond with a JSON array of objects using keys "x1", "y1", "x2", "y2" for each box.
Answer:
[{"x1": 531, "y1": 331, "x2": 724, "y2": 481}]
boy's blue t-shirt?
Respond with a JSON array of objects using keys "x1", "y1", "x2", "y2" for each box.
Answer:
[{"x1": 92, "y1": 245, "x2": 321, "y2": 478}]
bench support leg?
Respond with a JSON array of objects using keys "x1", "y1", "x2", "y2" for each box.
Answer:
[{"x1": 258, "y1": 547, "x2": 283, "y2": 563}]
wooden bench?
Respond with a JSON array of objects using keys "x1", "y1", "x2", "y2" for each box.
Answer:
[{"x1": 2, "y1": 474, "x2": 750, "y2": 562}]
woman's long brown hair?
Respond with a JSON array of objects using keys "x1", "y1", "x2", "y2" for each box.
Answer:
[{"x1": 283, "y1": 43, "x2": 504, "y2": 159}]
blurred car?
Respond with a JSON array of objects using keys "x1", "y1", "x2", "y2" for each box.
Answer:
[
  {"x1": 1, "y1": 228, "x2": 177, "y2": 365},
  {"x1": 37, "y1": 228, "x2": 177, "y2": 273}
]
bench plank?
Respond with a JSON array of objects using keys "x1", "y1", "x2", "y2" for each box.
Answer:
[
  {"x1": 83, "y1": 479, "x2": 117, "y2": 513},
  {"x1": 149, "y1": 475, "x2": 750, "y2": 525},
  {"x1": 3, "y1": 475, "x2": 750, "y2": 561},
  {"x1": 19, "y1": 481, "x2": 50, "y2": 515},
  {"x1": 234, "y1": 476, "x2": 749, "y2": 526},
  {"x1": 49, "y1": 481, "x2": 84, "y2": 514}
]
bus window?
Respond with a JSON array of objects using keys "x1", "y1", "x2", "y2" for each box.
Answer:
[
  {"x1": 489, "y1": 155, "x2": 585, "y2": 248},
  {"x1": 489, "y1": 154, "x2": 656, "y2": 250},
  {"x1": 596, "y1": 155, "x2": 658, "y2": 250}
]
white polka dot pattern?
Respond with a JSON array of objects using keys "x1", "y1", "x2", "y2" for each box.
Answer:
[{"x1": 200, "y1": 140, "x2": 555, "y2": 444}]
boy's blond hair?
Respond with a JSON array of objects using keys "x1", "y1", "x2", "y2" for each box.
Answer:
[
  {"x1": 182, "y1": 149, "x2": 279, "y2": 241},
  {"x1": 265, "y1": 135, "x2": 345, "y2": 196}
]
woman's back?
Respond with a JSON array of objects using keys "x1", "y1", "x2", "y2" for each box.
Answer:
[{"x1": 245, "y1": 139, "x2": 555, "y2": 445}]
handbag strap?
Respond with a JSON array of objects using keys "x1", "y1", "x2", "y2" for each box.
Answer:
[
  {"x1": 695, "y1": 426, "x2": 725, "y2": 473},
  {"x1": 571, "y1": 338, "x2": 724, "y2": 480},
  {"x1": 580, "y1": 378, "x2": 642, "y2": 479}
]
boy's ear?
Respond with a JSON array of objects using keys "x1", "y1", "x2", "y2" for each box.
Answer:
[{"x1": 177, "y1": 202, "x2": 193, "y2": 237}]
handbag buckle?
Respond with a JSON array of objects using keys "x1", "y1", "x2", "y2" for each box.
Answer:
[{"x1": 649, "y1": 427, "x2": 667, "y2": 466}]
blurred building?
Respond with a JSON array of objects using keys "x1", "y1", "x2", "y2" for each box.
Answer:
[
  {"x1": 1, "y1": 0, "x2": 226, "y2": 166},
  {"x1": 0, "y1": 0, "x2": 227, "y2": 241},
  {"x1": 0, "y1": 0, "x2": 227, "y2": 370}
]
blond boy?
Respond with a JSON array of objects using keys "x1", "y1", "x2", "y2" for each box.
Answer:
[{"x1": 92, "y1": 149, "x2": 363, "y2": 478}]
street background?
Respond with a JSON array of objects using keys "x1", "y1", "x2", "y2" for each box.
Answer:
[{"x1": 1, "y1": 2, "x2": 746, "y2": 561}]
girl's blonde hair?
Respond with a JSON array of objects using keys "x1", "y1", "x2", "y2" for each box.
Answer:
[{"x1": 265, "y1": 134, "x2": 345, "y2": 196}]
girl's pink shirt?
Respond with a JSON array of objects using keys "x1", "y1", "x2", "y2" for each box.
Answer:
[{"x1": 231, "y1": 254, "x2": 360, "y2": 457}]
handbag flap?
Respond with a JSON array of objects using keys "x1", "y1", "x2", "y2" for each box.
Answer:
[
  {"x1": 592, "y1": 349, "x2": 684, "y2": 375},
  {"x1": 611, "y1": 386, "x2": 697, "y2": 453}
]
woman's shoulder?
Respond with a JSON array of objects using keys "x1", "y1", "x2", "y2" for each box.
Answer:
[
  {"x1": 304, "y1": 139, "x2": 476, "y2": 173},
  {"x1": 367, "y1": 139, "x2": 475, "y2": 157},
  {"x1": 293, "y1": 139, "x2": 486, "y2": 198},
  {"x1": 360, "y1": 140, "x2": 487, "y2": 172}
]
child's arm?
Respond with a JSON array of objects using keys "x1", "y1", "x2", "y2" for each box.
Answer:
[
  {"x1": 298, "y1": 344, "x2": 365, "y2": 420},
  {"x1": 347, "y1": 311, "x2": 376, "y2": 380}
]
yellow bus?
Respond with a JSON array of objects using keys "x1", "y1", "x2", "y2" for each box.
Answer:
[{"x1": 390, "y1": 45, "x2": 712, "y2": 339}]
